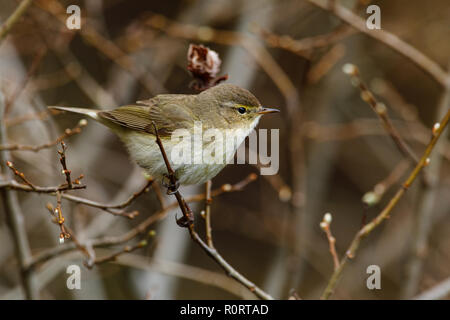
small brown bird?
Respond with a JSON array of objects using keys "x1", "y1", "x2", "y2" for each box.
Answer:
[{"x1": 50, "y1": 84, "x2": 279, "y2": 185}]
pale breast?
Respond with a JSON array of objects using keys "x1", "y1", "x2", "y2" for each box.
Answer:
[{"x1": 113, "y1": 116, "x2": 261, "y2": 185}]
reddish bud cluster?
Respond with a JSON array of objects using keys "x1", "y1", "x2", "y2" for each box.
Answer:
[{"x1": 187, "y1": 44, "x2": 228, "y2": 91}]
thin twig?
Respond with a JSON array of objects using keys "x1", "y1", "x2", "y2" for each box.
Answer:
[
  {"x1": 4, "y1": 47, "x2": 47, "y2": 114},
  {"x1": 321, "y1": 108, "x2": 450, "y2": 299},
  {"x1": 5, "y1": 160, "x2": 36, "y2": 190},
  {"x1": 402, "y1": 80, "x2": 450, "y2": 298},
  {"x1": 204, "y1": 180, "x2": 214, "y2": 248},
  {"x1": 46, "y1": 192, "x2": 70, "y2": 242},
  {"x1": 0, "y1": 0, "x2": 33, "y2": 45},
  {"x1": 307, "y1": 0, "x2": 450, "y2": 88},
  {"x1": 35, "y1": 0, "x2": 166, "y2": 95},
  {"x1": 0, "y1": 179, "x2": 86, "y2": 193},
  {"x1": 1, "y1": 172, "x2": 254, "y2": 263},
  {"x1": 5, "y1": 109, "x2": 56, "y2": 127},
  {"x1": 370, "y1": 78, "x2": 420, "y2": 122},
  {"x1": 251, "y1": 163, "x2": 292, "y2": 203},
  {"x1": 62, "y1": 224, "x2": 96, "y2": 266},
  {"x1": 0, "y1": 91, "x2": 38, "y2": 299},
  {"x1": 57, "y1": 142, "x2": 72, "y2": 189},
  {"x1": 306, "y1": 44, "x2": 346, "y2": 84},
  {"x1": 92, "y1": 240, "x2": 148, "y2": 267},
  {"x1": 187, "y1": 230, "x2": 274, "y2": 300},
  {"x1": 152, "y1": 123, "x2": 273, "y2": 300},
  {"x1": 112, "y1": 253, "x2": 255, "y2": 299},
  {"x1": 414, "y1": 277, "x2": 450, "y2": 300},
  {"x1": 343, "y1": 64, "x2": 420, "y2": 164},
  {"x1": 38, "y1": 141, "x2": 87, "y2": 242},
  {"x1": 0, "y1": 119, "x2": 87, "y2": 152},
  {"x1": 1, "y1": 155, "x2": 86, "y2": 193},
  {"x1": 60, "y1": 179, "x2": 153, "y2": 218},
  {"x1": 29, "y1": 174, "x2": 257, "y2": 268},
  {"x1": 301, "y1": 119, "x2": 450, "y2": 161},
  {"x1": 30, "y1": 9, "x2": 117, "y2": 107},
  {"x1": 320, "y1": 213, "x2": 340, "y2": 271},
  {"x1": 362, "y1": 159, "x2": 410, "y2": 207},
  {"x1": 151, "y1": 181, "x2": 166, "y2": 208},
  {"x1": 255, "y1": 24, "x2": 355, "y2": 59}
]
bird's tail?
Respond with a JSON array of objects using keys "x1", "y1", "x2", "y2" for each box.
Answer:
[{"x1": 48, "y1": 106, "x2": 101, "y2": 121}]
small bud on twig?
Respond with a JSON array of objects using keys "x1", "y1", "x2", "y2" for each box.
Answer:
[
  {"x1": 138, "y1": 240, "x2": 148, "y2": 248},
  {"x1": 78, "y1": 119, "x2": 88, "y2": 127},
  {"x1": 375, "y1": 102, "x2": 387, "y2": 115},
  {"x1": 362, "y1": 191, "x2": 380, "y2": 207},
  {"x1": 187, "y1": 44, "x2": 228, "y2": 91},
  {"x1": 222, "y1": 184, "x2": 232, "y2": 192},
  {"x1": 342, "y1": 63, "x2": 358, "y2": 76},
  {"x1": 278, "y1": 186, "x2": 292, "y2": 202},
  {"x1": 432, "y1": 122, "x2": 440, "y2": 136}
]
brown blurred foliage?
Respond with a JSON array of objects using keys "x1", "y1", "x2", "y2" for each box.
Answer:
[{"x1": 0, "y1": 0, "x2": 449, "y2": 300}]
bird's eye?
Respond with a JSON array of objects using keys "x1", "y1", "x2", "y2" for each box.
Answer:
[{"x1": 237, "y1": 107, "x2": 246, "y2": 114}]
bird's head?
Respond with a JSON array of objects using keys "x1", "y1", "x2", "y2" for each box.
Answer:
[{"x1": 197, "y1": 84, "x2": 279, "y2": 130}]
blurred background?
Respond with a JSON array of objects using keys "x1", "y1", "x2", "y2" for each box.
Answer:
[{"x1": 0, "y1": 0, "x2": 449, "y2": 299}]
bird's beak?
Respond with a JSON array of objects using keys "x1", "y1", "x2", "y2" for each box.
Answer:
[{"x1": 257, "y1": 107, "x2": 280, "y2": 115}]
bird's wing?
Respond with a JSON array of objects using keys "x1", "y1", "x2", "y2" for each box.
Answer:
[{"x1": 98, "y1": 95, "x2": 196, "y2": 137}]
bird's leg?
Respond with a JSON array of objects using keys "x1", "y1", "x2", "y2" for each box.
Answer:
[
  {"x1": 161, "y1": 174, "x2": 193, "y2": 226},
  {"x1": 151, "y1": 122, "x2": 194, "y2": 227},
  {"x1": 162, "y1": 173, "x2": 180, "y2": 195}
]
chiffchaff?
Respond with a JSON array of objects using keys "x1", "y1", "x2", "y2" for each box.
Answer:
[{"x1": 50, "y1": 84, "x2": 279, "y2": 185}]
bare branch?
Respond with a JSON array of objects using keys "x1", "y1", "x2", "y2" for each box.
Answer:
[
  {"x1": 362, "y1": 160, "x2": 409, "y2": 207},
  {"x1": 306, "y1": 0, "x2": 450, "y2": 88},
  {"x1": 92, "y1": 239, "x2": 148, "y2": 267},
  {"x1": 60, "y1": 179, "x2": 153, "y2": 218},
  {"x1": 0, "y1": 179, "x2": 86, "y2": 193},
  {"x1": 1, "y1": 152, "x2": 86, "y2": 193},
  {"x1": 320, "y1": 213, "x2": 340, "y2": 271},
  {"x1": 255, "y1": 24, "x2": 354, "y2": 59},
  {"x1": 57, "y1": 142, "x2": 72, "y2": 188},
  {"x1": 152, "y1": 123, "x2": 274, "y2": 300},
  {"x1": 0, "y1": 91, "x2": 38, "y2": 299},
  {"x1": 204, "y1": 180, "x2": 214, "y2": 248},
  {"x1": 29, "y1": 175, "x2": 257, "y2": 268},
  {"x1": 321, "y1": 108, "x2": 450, "y2": 299},
  {"x1": 5, "y1": 160, "x2": 36, "y2": 190},
  {"x1": 414, "y1": 277, "x2": 450, "y2": 300},
  {"x1": 45, "y1": 192, "x2": 70, "y2": 242},
  {"x1": 343, "y1": 63, "x2": 420, "y2": 164},
  {"x1": 112, "y1": 253, "x2": 256, "y2": 299},
  {"x1": 35, "y1": 0, "x2": 166, "y2": 95},
  {"x1": 0, "y1": 119, "x2": 87, "y2": 152},
  {"x1": 5, "y1": 109, "x2": 57, "y2": 127},
  {"x1": 0, "y1": 0, "x2": 33, "y2": 45},
  {"x1": 402, "y1": 81, "x2": 450, "y2": 298},
  {"x1": 4, "y1": 47, "x2": 47, "y2": 114}
]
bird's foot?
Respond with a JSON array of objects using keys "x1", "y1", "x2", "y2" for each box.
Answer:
[
  {"x1": 175, "y1": 212, "x2": 194, "y2": 228},
  {"x1": 162, "y1": 173, "x2": 180, "y2": 195}
]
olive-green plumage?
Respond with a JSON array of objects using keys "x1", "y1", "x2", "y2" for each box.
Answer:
[{"x1": 49, "y1": 84, "x2": 279, "y2": 185}]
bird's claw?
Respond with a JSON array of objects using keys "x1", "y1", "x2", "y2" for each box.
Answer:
[
  {"x1": 175, "y1": 212, "x2": 194, "y2": 228},
  {"x1": 162, "y1": 173, "x2": 180, "y2": 195}
]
